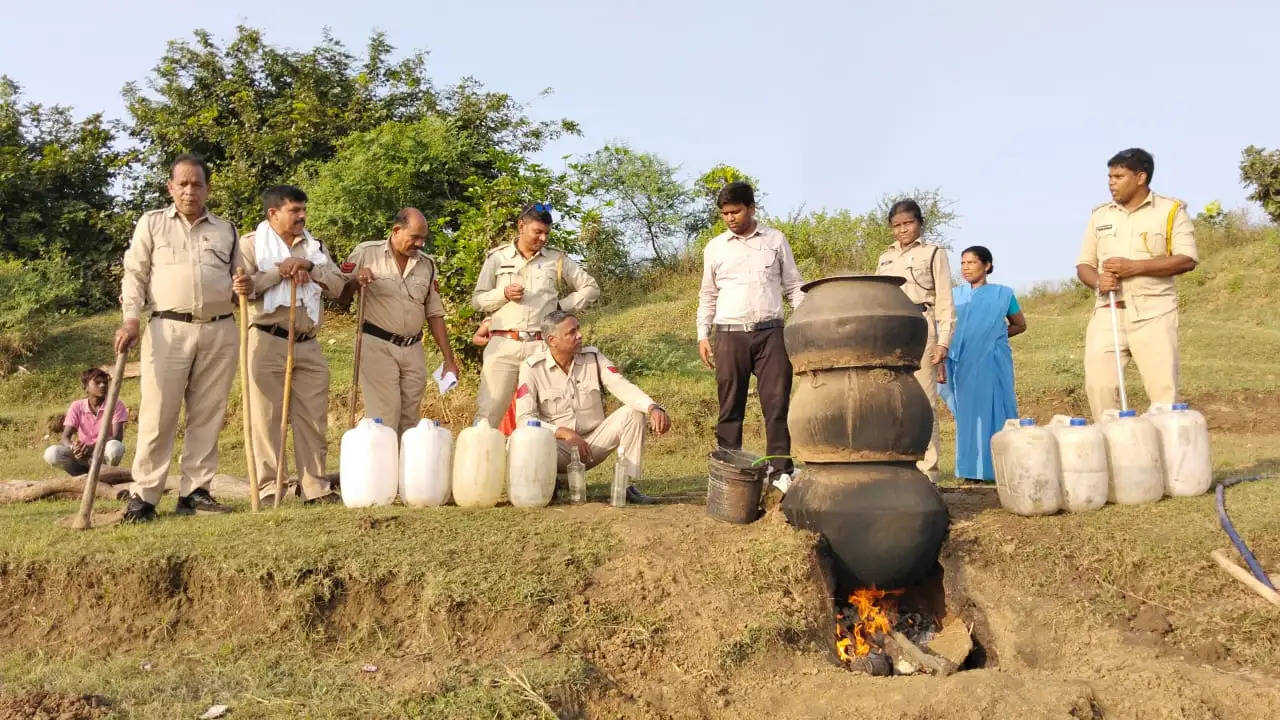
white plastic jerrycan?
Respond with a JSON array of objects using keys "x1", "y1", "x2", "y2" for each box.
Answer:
[
  {"x1": 400, "y1": 419, "x2": 454, "y2": 507},
  {"x1": 340, "y1": 417, "x2": 399, "y2": 508},
  {"x1": 1146, "y1": 403, "x2": 1212, "y2": 497},
  {"x1": 1048, "y1": 415, "x2": 1109, "y2": 512},
  {"x1": 507, "y1": 419, "x2": 558, "y2": 508},
  {"x1": 1100, "y1": 409, "x2": 1164, "y2": 505},
  {"x1": 991, "y1": 418, "x2": 1063, "y2": 516},
  {"x1": 452, "y1": 418, "x2": 506, "y2": 508}
]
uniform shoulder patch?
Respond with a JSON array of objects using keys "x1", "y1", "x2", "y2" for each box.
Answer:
[
  {"x1": 581, "y1": 346, "x2": 600, "y2": 356},
  {"x1": 485, "y1": 245, "x2": 507, "y2": 257},
  {"x1": 340, "y1": 262, "x2": 356, "y2": 273},
  {"x1": 1092, "y1": 201, "x2": 1111, "y2": 213},
  {"x1": 515, "y1": 383, "x2": 531, "y2": 399}
]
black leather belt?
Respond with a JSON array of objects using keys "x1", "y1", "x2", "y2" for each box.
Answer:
[
  {"x1": 154, "y1": 310, "x2": 232, "y2": 323},
  {"x1": 713, "y1": 318, "x2": 783, "y2": 333},
  {"x1": 253, "y1": 323, "x2": 315, "y2": 342},
  {"x1": 362, "y1": 321, "x2": 422, "y2": 347}
]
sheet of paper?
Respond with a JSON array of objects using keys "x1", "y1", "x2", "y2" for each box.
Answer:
[{"x1": 432, "y1": 365, "x2": 458, "y2": 395}]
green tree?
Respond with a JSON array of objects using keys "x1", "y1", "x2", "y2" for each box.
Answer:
[
  {"x1": 1240, "y1": 146, "x2": 1280, "y2": 224},
  {"x1": 572, "y1": 144, "x2": 699, "y2": 266},
  {"x1": 0, "y1": 76, "x2": 128, "y2": 309}
]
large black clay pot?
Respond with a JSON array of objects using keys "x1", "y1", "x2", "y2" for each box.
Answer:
[
  {"x1": 781, "y1": 462, "x2": 949, "y2": 588},
  {"x1": 788, "y1": 367, "x2": 932, "y2": 463},
  {"x1": 785, "y1": 275, "x2": 927, "y2": 373}
]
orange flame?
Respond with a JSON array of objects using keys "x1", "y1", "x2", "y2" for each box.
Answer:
[{"x1": 834, "y1": 587, "x2": 903, "y2": 661}]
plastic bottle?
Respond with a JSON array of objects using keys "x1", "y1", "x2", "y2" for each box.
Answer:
[
  {"x1": 611, "y1": 447, "x2": 628, "y2": 508},
  {"x1": 452, "y1": 418, "x2": 506, "y2": 508},
  {"x1": 399, "y1": 419, "x2": 453, "y2": 507},
  {"x1": 1100, "y1": 409, "x2": 1164, "y2": 505},
  {"x1": 508, "y1": 419, "x2": 557, "y2": 507},
  {"x1": 1146, "y1": 403, "x2": 1212, "y2": 497},
  {"x1": 567, "y1": 446, "x2": 587, "y2": 504},
  {"x1": 990, "y1": 418, "x2": 1063, "y2": 516},
  {"x1": 1048, "y1": 415, "x2": 1108, "y2": 512},
  {"x1": 340, "y1": 417, "x2": 399, "y2": 508}
]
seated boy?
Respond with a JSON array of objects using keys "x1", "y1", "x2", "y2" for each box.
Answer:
[{"x1": 43, "y1": 367, "x2": 128, "y2": 476}]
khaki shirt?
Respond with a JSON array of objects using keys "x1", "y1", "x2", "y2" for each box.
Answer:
[
  {"x1": 1077, "y1": 191, "x2": 1197, "y2": 321},
  {"x1": 515, "y1": 347, "x2": 654, "y2": 435},
  {"x1": 696, "y1": 224, "x2": 806, "y2": 340},
  {"x1": 344, "y1": 239, "x2": 445, "y2": 337},
  {"x1": 471, "y1": 243, "x2": 600, "y2": 332},
  {"x1": 238, "y1": 229, "x2": 347, "y2": 334},
  {"x1": 120, "y1": 205, "x2": 239, "y2": 322},
  {"x1": 875, "y1": 239, "x2": 955, "y2": 347}
]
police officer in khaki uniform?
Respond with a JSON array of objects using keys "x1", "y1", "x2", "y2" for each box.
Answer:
[
  {"x1": 1076, "y1": 148, "x2": 1197, "y2": 420},
  {"x1": 875, "y1": 199, "x2": 955, "y2": 484},
  {"x1": 233, "y1": 185, "x2": 347, "y2": 504},
  {"x1": 342, "y1": 208, "x2": 460, "y2": 435},
  {"x1": 116, "y1": 153, "x2": 239, "y2": 523},
  {"x1": 515, "y1": 310, "x2": 671, "y2": 502},
  {"x1": 472, "y1": 204, "x2": 600, "y2": 426}
]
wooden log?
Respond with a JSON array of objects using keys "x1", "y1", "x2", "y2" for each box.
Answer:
[
  {"x1": 1, "y1": 473, "x2": 129, "y2": 503},
  {"x1": 888, "y1": 631, "x2": 957, "y2": 676},
  {"x1": 1211, "y1": 549, "x2": 1280, "y2": 608}
]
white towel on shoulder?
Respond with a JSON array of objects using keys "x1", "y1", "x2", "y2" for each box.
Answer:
[{"x1": 254, "y1": 220, "x2": 329, "y2": 325}]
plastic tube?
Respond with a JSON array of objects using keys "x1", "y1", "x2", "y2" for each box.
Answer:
[{"x1": 1215, "y1": 475, "x2": 1276, "y2": 590}]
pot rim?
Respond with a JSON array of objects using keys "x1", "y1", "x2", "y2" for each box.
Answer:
[{"x1": 799, "y1": 274, "x2": 906, "y2": 292}]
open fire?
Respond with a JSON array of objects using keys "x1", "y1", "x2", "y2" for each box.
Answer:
[{"x1": 833, "y1": 585, "x2": 950, "y2": 675}]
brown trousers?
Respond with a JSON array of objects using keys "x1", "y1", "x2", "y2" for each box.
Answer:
[
  {"x1": 713, "y1": 327, "x2": 793, "y2": 473},
  {"x1": 358, "y1": 334, "x2": 427, "y2": 435},
  {"x1": 129, "y1": 316, "x2": 238, "y2": 505},
  {"x1": 248, "y1": 328, "x2": 332, "y2": 501}
]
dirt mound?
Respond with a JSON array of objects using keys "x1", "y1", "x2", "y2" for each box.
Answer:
[{"x1": 0, "y1": 691, "x2": 109, "y2": 720}]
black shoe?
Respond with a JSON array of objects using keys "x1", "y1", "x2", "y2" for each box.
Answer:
[
  {"x1": 625, "y1": 485, "x2": 657, "y2": 505},
  {"x1": 175, "y1": 487, "x2": 232, "y2": 516},
  {"x1": 304, "y1": 492, "x2": 342, "y2": 506},
  {"x1": 122, "y1": 494, "x2": 156, "y2": 524}
]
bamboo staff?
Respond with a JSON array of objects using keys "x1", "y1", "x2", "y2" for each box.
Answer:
[
  {"x1": 274, "y1": 279, "x2": 297, "y2": 508},
  {"x1": 70, "y1": 351, "x2": 128, "y2": 529},
  {"x1": 237, "y1": 268, "x2": 260, "y2": 513},
  {"x1": 349, "y1": 285, "x2": 366, "y2": 428}
]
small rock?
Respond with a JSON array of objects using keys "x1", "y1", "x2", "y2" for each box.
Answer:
[
  {"x1": 1131, "y1": 605, "x2": 1173, "y2": 635},
  {"x1": 361, "y1": 664, "x2": 378, "y2": 673},
  {"x1": 199, "y1": 704, "x2": 229, "y2": 719},
  {"x1": 140, "y1": 661, "x2": 154, "y2": 671}
]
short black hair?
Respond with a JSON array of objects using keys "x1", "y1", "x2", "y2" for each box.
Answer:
[
  {"x1": 888, "y1": 198, "x2": 924, "y2": 225},
  {"x1": 1107, "y1": 148, "x2": 1155, "y2": 184},
  {"x1": 961, "y1": 245, "x2": 994, "y2": 275},
  {"x1": 81, "y1": 366, "x2": 108, "y2": 387},
  {"x1": 518, "y1": 203, "x2": 553, "y2": 226},
  {"x1": 170, "y1": 153, "x2": 210, "y2": 183},
  {"x1": 261, "y1": 185, "x2": 308, "y2": 214},
  {"x1": 716, "y1": 182, "x2": 755, "y2": 208}
]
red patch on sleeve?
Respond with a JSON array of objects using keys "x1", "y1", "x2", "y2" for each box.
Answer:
[
  {"x1": 515, "y1": 384, "x2": 530, "y2": 399},
  {"x1": 340, "y1": 262, "x2": 356, "y2": 273},
  {"x1": 607, "y1": 366, "x2": 619, "y2": 374}
]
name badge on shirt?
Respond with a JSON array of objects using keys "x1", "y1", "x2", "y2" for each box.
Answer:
[{"x1": 1095, "y1": 224, "x2": 1113, "y2": 232}]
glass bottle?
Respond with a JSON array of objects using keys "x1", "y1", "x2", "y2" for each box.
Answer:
[
  {"x1": 611, "y1": 447, "x2": 628, "y2": 507},
  {"x1": 567, "y1": 446, "x2": 587, "y2": 505}
]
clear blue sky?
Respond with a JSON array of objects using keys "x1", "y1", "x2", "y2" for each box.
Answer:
[{"x1": 3, "y1": 0, "x2": 1275, "y2": 289}]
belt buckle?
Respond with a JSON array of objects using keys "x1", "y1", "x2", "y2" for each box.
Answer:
[{"x1": 397, "y1": 335, "x2": 412, "y2": 347}]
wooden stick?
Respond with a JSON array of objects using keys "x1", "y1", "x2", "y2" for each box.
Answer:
[
  {"x1": 238, "y1": 269, "x2": 260, "y2": 514},
  {"x1": 349, "y1": 285, "x2": 365, "y2": 428},
  {"x1": 70, "y1": 351, "x2": 128, "y2": 530},
  {"x1": 274, "y1": 280, "x2": 297, "y2": 508},
  {"x1": 888, "y1": 630, "x2": 957, "y2": 676},
  {"x1": 1211, "y1": 549, "x2": 1280, "y2": 608}
]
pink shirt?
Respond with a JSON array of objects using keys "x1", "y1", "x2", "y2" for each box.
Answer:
[{"x1": 64, "y1": 398, "x2": 129, "y2": 445}]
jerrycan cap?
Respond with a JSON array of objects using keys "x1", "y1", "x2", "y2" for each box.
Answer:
[
  {"x1": 372, "y1": 417, "x2": 383, "y2": 424},
  {"x1": 1118, "y1": 409, "x2": 1137, "y2": 417},
  {"x1": 1069, "y1": 418, "x2": 1087, "y2": 426},
  {"x1": 1018, "y1": 418, "x2": 1035, "y2": 427},
  {"x1": 1172, "y1": 403, "x2": 1190, "y2": 411},
  {"x1": 526, "y1": 420, "x2": 541, "y2": 427}
]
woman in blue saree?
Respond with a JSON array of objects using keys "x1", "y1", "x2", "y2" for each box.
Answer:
[{"x1": 940, "y1": 246, "x2": 1027, "y2": 482}]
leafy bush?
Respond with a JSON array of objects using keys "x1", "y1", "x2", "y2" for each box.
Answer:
[{"x1": 0, "y1": 255, "x2": 82, "y2": 372}]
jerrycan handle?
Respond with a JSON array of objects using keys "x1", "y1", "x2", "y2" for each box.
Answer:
[
  {"x1": 1002, "y1": 418, "x2": 1022, "y2": 431},
  {"x1": 1049, "y1": 414, "x2": 1073, "y2": 427}
]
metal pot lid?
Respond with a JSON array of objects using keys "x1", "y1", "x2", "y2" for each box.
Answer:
[{"x1": 799, "y1": 274, "x2": 906, "y2": 293}]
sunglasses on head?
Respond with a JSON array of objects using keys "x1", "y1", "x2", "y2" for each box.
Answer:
[{"x1": 530, "y1": 202, "x2": 552, "y2": 213}]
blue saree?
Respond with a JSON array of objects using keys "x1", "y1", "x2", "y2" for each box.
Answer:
[{"x1": 943, "y1": 283, "x2": 1018, "y2": 482}]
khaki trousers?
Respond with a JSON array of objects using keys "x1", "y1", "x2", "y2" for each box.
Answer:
[
  {"x1": 358, "y1": 334, "x2": 426, "y2": 435},
  {"x1": 248, "y1": 328, "x2": 332, "y2": 501},
  {"x1": 475, "y1": 335, "x2": 544, "y2": 426},
  {"x1": 555, "y1": 408, "x2": 647, "y2": 478},
  {"x1": 1084, "y1": 307, "x2": 1179, "y2": 420},
  {"x1": 912, "y1": 308, "x2": 941, "y2": 484},
  {"x1": 129, "y1": 316, "x2": 238, "y2": 505}
]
